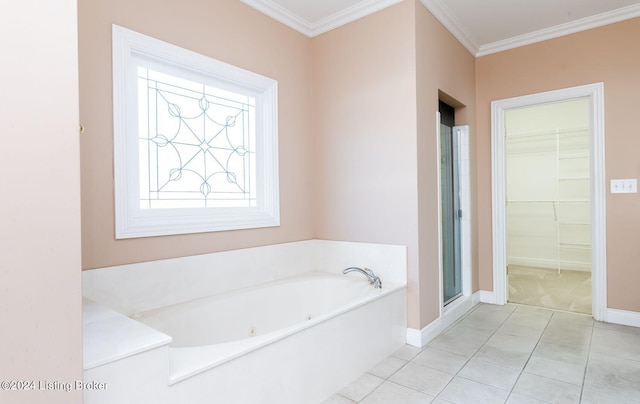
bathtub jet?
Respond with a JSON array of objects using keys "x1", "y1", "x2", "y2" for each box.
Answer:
[{"x1": 342, "y1": 266, "x2": 382, "y2": 288}]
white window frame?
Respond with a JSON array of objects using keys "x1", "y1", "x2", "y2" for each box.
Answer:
[{"x1": 112, "y1": 25, "x2": 279, "y2": 239}]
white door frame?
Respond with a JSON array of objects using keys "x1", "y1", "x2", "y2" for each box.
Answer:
[{"x1": 491, "y1": 83, "x2": 607, "y2": 321}]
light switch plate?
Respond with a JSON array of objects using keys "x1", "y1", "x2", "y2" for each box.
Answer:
[{"x1": 610, "y1": 178, "x2": 638, "y2": 194}]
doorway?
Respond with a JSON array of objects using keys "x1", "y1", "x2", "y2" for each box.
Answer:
[
  {"x1": 505, "y1": 98, "x2": 591, "y2": 314},
  {"x1": 491, "y1": 83, "x2": 607, "y2": 320}
]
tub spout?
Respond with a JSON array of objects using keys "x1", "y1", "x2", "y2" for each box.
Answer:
[{"x1": 342, "y1": 267, "x2": 382, "y2": 289}]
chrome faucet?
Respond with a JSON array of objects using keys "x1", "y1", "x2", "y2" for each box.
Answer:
[{"x1": 342, "y1": 267, "x2": 382, "y2": 288}]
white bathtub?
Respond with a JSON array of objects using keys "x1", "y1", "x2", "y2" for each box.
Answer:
[
  {"x1": 83, "y1": 240, "x2": 407, "y2": 404},
  {"x1": 135, "y1": 271, "x2": 404, "y2": 383}
]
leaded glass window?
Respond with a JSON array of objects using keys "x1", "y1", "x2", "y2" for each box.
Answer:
[
  {"x1": 113, "y1": 25, "x2": 279, "y2": 239},
  {"x1": 138, "y1": 68, "x2": 257, "y2": 209}
]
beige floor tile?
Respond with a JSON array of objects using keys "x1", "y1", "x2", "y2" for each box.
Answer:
[
  {"x1": 368, "y1": 355, "x2": 407, "y2": 379},
  {"x1": 473, "y1": 332, "x2": 538, "y2": 370},
  {"x1": 523, "y1": 356, "x2": 585, "y2": 386},
  {"x1": 590, "y1": 327, "x2": 640, "y2": 361},
  {"x1": 513, "y1": 372, "x2": 581, "y2": 404},
  {"x1": 496, "y1": 322, "x2": 546, "y2": 339},
  {"x1": 454, "y1": 317, "x2": 505, "y2": 334},
  {"x1": 437, "y1": 376, "x2": 509, "y2": 404},
  {"x1": 456, "y1": 305, "x2": 514, "y2": 333},
  {"x1": 389, "y1": 362, "x2": 453, "y2": 397},
  {"x1": 443, "y1": 322, "x2": 495, "y2": 339},
  {"x1": 393, "y1": 344, "x2": 424, "y2": 361},
  {"x1": 487, "y1": 331, "x2": 539, "y2": 352},
  {"x1": 473, "y1": 342, "x2": 532, "y2": 370},
  {"x1": 411, "y1": 347, "x2": 469, "y2": 375},
  {"x1": 339, "y1": 373, "x2": 385, "y2": 402},
  {"x1": 584, "y1": 352, "x2": 640, "y2": 401},
  {"x1": 505, "y1": 306, "x2": 553, "y2": 328},
  {"x1": 428, "y1": 326, "x2": 490, "y2": 357},
  {"x1": 548, "y1": 311, "x2": 593, "y2": 328},
  {"x1": 593, "y1": 320, "x2": 640, "y2": 335},
  {"x1": 321, "y1": 394, "x2": 356, "y2": 404},
  {"x1": 458, "y1": 358, "x2": 521, "y2": 391},
  {"x1": 473, "y1": 303, "x2": 519, "y2": 315},
  {"x1": 532, "y1": 340, "x2": 589, "y2": 365},
  {"x1": 459, "y1": 307, "x2": 513, "y2": 330},
  {"x1": 505, "y1": 394, "x2": 547, "y2": 404},
  {"x1": 580, "y1": 387, "x2": 640, "y2": 404},
  {"x1": 539, "y1": 321, "x2": 592, "y2": 349},
  {"x1": 360, "y1": 381, "x2": 434, "y2": 404},
  {"x1": 511, "y1": 305, "x2": 553, "y2": 316}
]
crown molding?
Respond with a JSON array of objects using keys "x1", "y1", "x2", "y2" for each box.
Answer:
[
  {"x1": 243, "y1": 0, "x2": 640, "y2": 53},
  {"x1": 418, "y1": 0, "x2": 480, "y2": 56},
  {"x1": 241, "y1": 0, "x2": 403, "y2": 38},
  {"x1": 310, "y1": 0, "x2": 403, "y2": 37},
  {"x1": 420, "y1": 1, "x2": 640, "y2": 57},
  {"x1": 240, "y1": 0, "x2": 314, "y2": 36},
  {"x1": 477, "y1": 3, "x2": 640, "y2": 56}
]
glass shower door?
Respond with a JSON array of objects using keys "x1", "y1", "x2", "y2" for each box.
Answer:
[{"x1": 441, "y1": 122, "x2": 462, "y2": 306}]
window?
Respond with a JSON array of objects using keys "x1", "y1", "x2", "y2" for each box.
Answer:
[{"x1": 113, "y1": 25, "x2": 279, "y2": 238}]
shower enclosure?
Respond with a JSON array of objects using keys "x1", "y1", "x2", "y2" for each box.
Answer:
[{"x1": 439, "y1": 101, "x2": 462, "y2": 306}]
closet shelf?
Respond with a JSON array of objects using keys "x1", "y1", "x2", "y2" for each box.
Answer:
[
  {"x1": 559, "y1": 154, "x2": 589, "y2": 160},
  {"x1": 506, "y1": 200, "x2": 590, "y2": 203},
  {"x1": 506, "y1": 124, "x2": 591, "y2": 270},
  {"x1": 559, "y1": 242, "x2": 591, "y2": 248},
  {"x1": 507, "y1": 200, "x2": 556, "y2": 203}
]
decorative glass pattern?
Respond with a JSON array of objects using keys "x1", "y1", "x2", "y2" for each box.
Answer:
[{"x1": 138, "y1": 67, "x2": 256, "y2": 209}]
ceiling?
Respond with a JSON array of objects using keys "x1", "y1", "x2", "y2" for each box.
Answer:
[{"x1": 240, "y1": 0, "x2": 640, "y2": 56}]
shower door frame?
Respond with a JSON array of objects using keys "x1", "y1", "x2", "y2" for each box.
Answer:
[
  {"x1": 436, "y1": 111, "x2": 472, "y2": 313},
  {"x1": 491, "y1": 83, "x2": 607, "y2": 321}
]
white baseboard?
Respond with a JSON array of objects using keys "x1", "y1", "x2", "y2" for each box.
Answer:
[
  {"x1": 606, "y1": 308, "x2": 640, "y2": 328},
  {"x1": 405, "y1": 327, "x2": 426, "y2": 347},
  {"x1": 406, "y1": 316, "x2": 446, "y2": 348},
  {"x1": 479, "y1": 290, "x2": 496, "y2": 304},
  {"x1": 406, "y1": 292, "x2": 481, "y2": 348}
]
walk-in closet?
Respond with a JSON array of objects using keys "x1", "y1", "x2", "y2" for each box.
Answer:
[{"x1": 505, "y1": 98, "x2": 591, "y2": 314}]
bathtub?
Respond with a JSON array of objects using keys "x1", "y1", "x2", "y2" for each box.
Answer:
[
  {"x1": 136, "y1": 271, "x2": 404, "y2": 384},
  {"x1": 82, "y1": 240, "x2": 407, "y2": 404}
]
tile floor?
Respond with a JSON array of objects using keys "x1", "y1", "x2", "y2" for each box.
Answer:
[
  {"x1": 323, "y1": 303, "x2": 640, "y2": 404},
  {"x1": 508, "y1": 266, "x2": 592, "y2": 314}
]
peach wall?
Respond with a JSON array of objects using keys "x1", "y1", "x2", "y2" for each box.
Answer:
[
  {"x1": 476, "y1": 18, "x2": 640, "y2": 311},
  {"x1": 311, "y1": 1, "x2": 421, "y2": 327},
  {"x1": 416, "y1": 4, "x2": 477, "y2": 325},
  {"x1": 79, "y1": 0, "x2": 314, "y2": 269},
  {"x1": 312, "y1": 1, "x2": 476, "y2": 329},
  {"x1": 0, "y1": 0, "x2": 82, "y2": 403}
]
